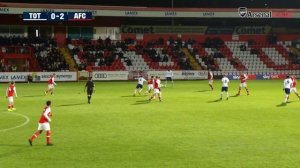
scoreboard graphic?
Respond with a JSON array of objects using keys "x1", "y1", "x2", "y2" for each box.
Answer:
[{"x1": 23, "y1": 12, "x2": 93, "y2": 21}]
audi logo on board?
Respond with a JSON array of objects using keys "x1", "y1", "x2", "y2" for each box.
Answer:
[{"x1": 94, "y1": 73, "x2": 107, "y2": 78}]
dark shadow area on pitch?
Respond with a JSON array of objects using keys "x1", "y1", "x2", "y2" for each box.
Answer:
[
  {"x1": 276, "y1": 101, "x2": 295, "y2": 107},
  {"x1": 22, "y1": 95, "x2": 45, "y2": 98},
  {"x1": 207, "y1": 98, "x2": 222, "y2": 103},
  {"x1": 230, "y1": 94, "x2": 240, "y2": 98},
  {"x1": 121, "y1": 95, "x2": 148, "y2": 98},
  {"x1": 197, "y1": 90, "x2": 210, "y2": 92},
  {"x1": 276, "y1": 103, "x2": 287, "y2": 107},
  {"x1": 56, "y1": 103, "x2": 86, "y2": 107},
  {"x1": 132, "y1": 100, "x2": 150, "y2": 105}
]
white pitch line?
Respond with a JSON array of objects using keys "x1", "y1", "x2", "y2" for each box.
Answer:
[{"x1": 0, "y1": 112, "x2": 30, "y2": 132}]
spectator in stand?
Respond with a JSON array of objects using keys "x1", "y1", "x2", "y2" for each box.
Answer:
[
  {"x1": 156, "y1": 53, "x2": 161, "y2": 62},
  {"x1": 168, "y1": 37, "x2": 175, "y2": 45},
  {"x1": 240, "y1": 44, "x2": 247, "y2": 51},
  {"x1": 162, "y1": 55, "x2": 169, "y2": 62},
  {"x1": 158, "y1": 38, "x2": 164, "y2": 45},
  {"x1": 105, "y1": 37, "x2": 111, "y2": 45},
  {"x1": 35, "y1": 44, "x2": 68, "y2": 72},
  {"x1": 98, "y1": 58, "x2": 105, "y2": 66},
  {"x1": 125, "y1": 58, "x2": 132, "y2": 66},
  {"x1": 97, "y1": 37, "x2": 103, "y2": 45},
  {"x1": 11, "y1": 64, "x2": 17, "y2": 72}
]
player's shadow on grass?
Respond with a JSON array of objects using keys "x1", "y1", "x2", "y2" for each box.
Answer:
[
  {"x1": 276, "y1": 102, "x2": 287, "y2": 107},
  {"x1": 197, "y1": 89, "x2": 210, "y2": 92},
  {"x1": 207, "y1": 98, "x2": 222, "y2": 103},
  {"x1": 56, "y1": 103, "x2": 86, "y2": 107},
  {"x1": 230, "y1": 94, "x2": 240, "y2": 98},
  {"x1": 132, "y1": 100, "x2": 150, "y2": 105},
  {"x1": 276, "y1": 101, "x2": 294, "y2": 107},
  {"x1": 121, "y1": 95, "x2": 148, "y2": 98}
]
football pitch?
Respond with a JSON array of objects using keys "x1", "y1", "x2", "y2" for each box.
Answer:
[{"x1": 0, "y1": 80, "x2": 299, "y2": 168}]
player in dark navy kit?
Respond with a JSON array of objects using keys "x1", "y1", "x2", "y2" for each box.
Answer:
[{"x1": 84, "y1": 77, "x2": 95, "y2": 104}]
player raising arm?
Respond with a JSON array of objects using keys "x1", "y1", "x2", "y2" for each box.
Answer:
[
  {"x1": 29, "y1": 100, "x2": 53, "y2": 146},
  {"x1": 6, "y1": 81, "x2": 17, "y2": 111},
  {"x1": 45, "y1": 73, "x2": 56, "y2": 95}
]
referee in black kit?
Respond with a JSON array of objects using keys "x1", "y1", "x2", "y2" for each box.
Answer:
[{"x1": 84, "y1": 77, "x2": 95, "y2": 104}]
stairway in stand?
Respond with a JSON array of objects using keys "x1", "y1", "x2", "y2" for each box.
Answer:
[
  {"x1": 59, "y1": 47, "x2": 77, "y2": 71},
  {"x1": 181, "y1": 48, "x2": 202, "y2": 70}
]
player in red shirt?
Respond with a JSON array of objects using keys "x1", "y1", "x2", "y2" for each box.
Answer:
[
  {"x1": 290, "y1": 75, "x2": 300, "y2": 99},
  {"x1": 29, "y1": 100, "x2": 53, "y2": 146},
  {"x1": 45, "y1": 73, "x2": 56, "y2": 95},
  {"x1": 145, "y1": 76, "x2": 154, "y2": 94},
  {"x1": 236, "y1": 72, "x2": 250, "y2": 96},
  {"x1": 6, "y1": 81, "x2": 17, "y2": 111},
  {"x1": 149, "y1": 76, "x2": 162, "y2": 102},
  {"x1": 208, "y1": 69, "x2": 214, "y2": 90}
]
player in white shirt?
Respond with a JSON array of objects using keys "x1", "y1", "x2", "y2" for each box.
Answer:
[
  {"x1": 220, "y1": 75, "x2": 230, "y2": 100},
  {"x1": 133, "y1": 76, "x2": 147, "y2": 96},
  {"x1": 165, "y1": 69, "x2": 174, "y2": 87},
  {"x1": 283, "y1": 75, "x2": 292, "y2": 103}
]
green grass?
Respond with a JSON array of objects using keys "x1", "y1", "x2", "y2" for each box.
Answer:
[{"x1": 0, "y1": 80, "x2": 300, "y2": 168}]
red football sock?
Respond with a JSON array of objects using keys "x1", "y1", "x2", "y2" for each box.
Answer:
[
  {"x1": 31, "y1": 131, "x2": 40, "y2": 141},
  {"x1": 46, "y1": 131, "x2": 51, "y2": 144}
]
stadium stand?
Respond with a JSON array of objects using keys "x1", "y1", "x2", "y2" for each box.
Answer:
[
  {"x1": 65, "y1": 36, "x2": 300, "y2": 73},
  {"x1": 2, "y1": 35, "x2": 298, "y2": 73},
  {"x1": 67, "y1": 38, "x2": 191, "y2": 71},
  {"x1": 34, "y1": 44, "x2": 69, "y2": 72},
  {"x1": 0, "y1": 36, "x2": 69, "y2": 72},
  {"x1": 67, "y1": 38, "x2": 125, "y2": 71}
]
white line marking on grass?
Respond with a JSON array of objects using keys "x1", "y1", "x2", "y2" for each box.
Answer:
[{"x1": 0, "y1": 112, "x2": 30, "y2": 132}]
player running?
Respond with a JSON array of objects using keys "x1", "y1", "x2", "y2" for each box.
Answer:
[
  {"x1": 165, "y1": 69, "x2": 174, "y2": 87},
  {"x1": 208, "y1": 69, "x2": 214, "y2": 90},
  {"x1": 236, "y1": 72, "x2": 250, "y2": 96},
  {"x1": 145, "y1": 76, "x2": 154, "y2": 94},
  {"x1": 84, "y1": 77, "x2": 95, "y2": 104},
  {"x1": 149, "y1": 76, "x2": 162, "y2": 102},
  {"x1": 290, "y1": 75, "x2": 300, "y2": 99},
  {"x1": 6, "y1": 81, "x2": 17, "y2": 111},
  {"x1": 283, "y1": 75, "x2": 292, "y2": 103},
  {"x1": 45, "y1": 73, "x2": 56, "y2": 95},
  {"x1": 28, "y1": 100, "x2": 54, "y2": 146},
  {"x1": 133, "y1": 75, "x2": 147, "y2": 96},
  {"x1": 220, "y1": 75, "x2": 230, "y2": 100}
]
